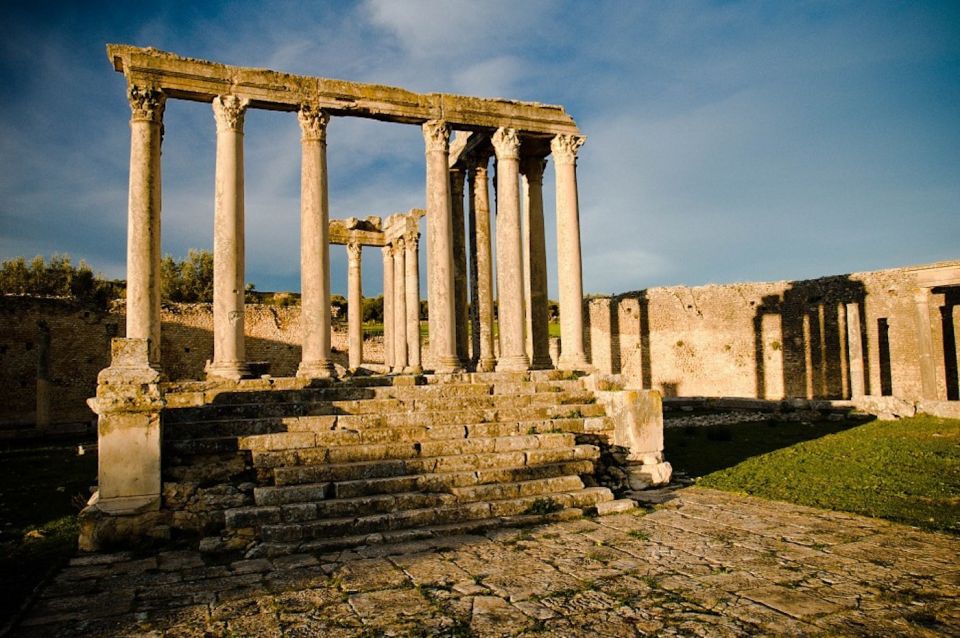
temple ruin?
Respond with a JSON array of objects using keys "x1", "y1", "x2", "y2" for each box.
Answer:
[{"x1": 78, "y1": 45, "x2": 668, "y2": 550}]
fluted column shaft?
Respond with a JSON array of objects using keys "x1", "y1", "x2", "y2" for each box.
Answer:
[
  {"x1": 405, "y1": 232, "x2": 422, "y2": 373},
  {"x1": 522, "y1": 157, "x2": 552, "y2": 369},
  {"x1": 469, "y1": 161, "x2": 496, "y2": 372},
  {"x1": 423, "y1": 120, "x2": 460, "y2": 372},
  {"x1": 297, "y1": 106, "x2": 335, "y2": 378},
  {"x1": 125, "y1": 86, "x2": 165, "y2": 367},
  {"x1": 209, "y1": 95, "x2": 250, "y2": 380},
  {"x1": 551, "y1": 134, "x2": 588, "y2": 369},
  {"x1": 492, "y1": 128, "x2": 529, "y2": 371},
  {"x1": 393, "y1": 239, "x2": 408, "y2": 371},
  {"x1": 347, "y1": 242, "x2": 363, "y2": 370},
  {"x1": 382, "y1": 245, "x2": 394, "y2": 371},
  {"x1": 450, "y1": 168, "x2": 470, "y2": 367}
]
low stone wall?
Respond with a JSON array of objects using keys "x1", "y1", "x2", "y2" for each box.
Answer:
[
  {"x1": 586, "y1": 261, "x2": 960, "y2": 403},
  {"x1": 0, "y1": 298, "x2": 392, "y2": 428}
]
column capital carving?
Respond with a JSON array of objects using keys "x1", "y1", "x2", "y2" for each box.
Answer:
[
  {"x1": 298, "y1": 105, "x2": 330, "y2": 142},
  {"x1": 422, "y1": 119, "x2": 450, "y2": 153},
  {"x1": 394, "y1": 236, "x2": 405, "y2": 251},
  {"x1": 404, "y1": 231, "x2": 420, "y2": 250},
  {"x1": 346, "y1": 241, "x2": 362, "y2": 261},
  {"x1": 212, "y1": 95, "x2": 250, "y2": 133},
  {"x1": 383, "y1": 244, "x2": 393, "y2": 259},
  {"x1": 491, "y1": 127, "x2": 521, "y2": 160},
  {"x1": 520, "y1": 157, "x2": 547, "y2": 184},
  {"x1": 550, "y1": 134, "x2": 585, "y2": 165},
  {"x1": 127, "y1": 85, "x2": 166, "y2": 123}
]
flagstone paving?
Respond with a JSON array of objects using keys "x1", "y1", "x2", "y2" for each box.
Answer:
[{"x1": 12, "y1": 488, "x2": 960, "y2": 637}]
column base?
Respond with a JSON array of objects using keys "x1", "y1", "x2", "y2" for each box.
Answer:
[
  {"x1": 434, "y1": 355, "x2": 465, "y2": 374},
  {"x1": 297, "y1": 360, "x2": 337, "y2": 379},
  {"x1": 496, "y1": 354, "x2": 530, "y2": 372},
  {"x1": 529, "y1": 354, "x2": 554, "y2": 370},
  {"x1": 558, "y1": 353, "x2": 589, "y2": 371},
  {"x1": 477, "y1": 357, "x2": 496, "y2": 373},
  {"x1": 206, "y1": 360, "x2": 251, "y2": 381},
  {"x1": 404, "y1": 365, "x2": 423, "y2": 375}
]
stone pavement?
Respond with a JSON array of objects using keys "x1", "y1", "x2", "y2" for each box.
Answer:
[{"x1": 12, "y1": 488, "x2": 959, "y2": 637}]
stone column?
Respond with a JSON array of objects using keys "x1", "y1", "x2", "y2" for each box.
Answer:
[
  {"x1": 492, "y1": 127, "x2": 529, "y2": 372},
  {"x1": 469, "y1": 159, "x2": 496, "y2": 372},
  {"x1": 297, "y1": 106, "x2": 335, "y2": 378},
  {"x1": 522, "y1": 156, "x2": 552, "y2": 369},
  {"x1": 914, "y1": 289, "x2": 938, "y2": 399},
  {"x1": 405, "y1": 231, "x2": 422, "y2": 373},
  {"x1": 347, "y1": 241, "x2": 363, "y2": 371},
  {"x1": 393, "y1": 238, "x2": 408, "y2": 371},
  {"x1": 208, "y1": 95, "x2": 250, "y2": 380},
  {"x1": 846, "y1": 303, "x2": 866, "y2": 398},
  {"x1": 551, "y1": 134, "x2": 588, "y2": 369},
  {"x1": 124, "y1": 85, "x2": 165, "y2": 367},
  {"x1": 450, "y1": 168, "x2": 470, "y2": 367},
  {"x1": 423, "y1": 120, "x2": 460, "y2": 372},
  {"x1": 382, "y1": 245, "x2": 394, "y2": 371}
]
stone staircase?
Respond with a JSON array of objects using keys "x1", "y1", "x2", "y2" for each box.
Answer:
[{"x1": 161, "y1": 370, "x2": 627, "y2": 557}]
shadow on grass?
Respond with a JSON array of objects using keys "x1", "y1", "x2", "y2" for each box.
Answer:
[{"x1": 665, "y1": 418, "x2": 868, "y2": 478}]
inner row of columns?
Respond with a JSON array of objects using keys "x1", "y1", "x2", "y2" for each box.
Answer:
[{"x1": 124, "y1": 86, "x2": 586, "y2": 378}]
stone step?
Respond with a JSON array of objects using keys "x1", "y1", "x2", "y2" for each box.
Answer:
[
  {"x1": 329, "y1": 459, "x2": 596, "y2": 499},
  {"x1": 257, "y1": 486, "x2": 613, "y2": 543},
  {"x1": 163, "y1": 393, "x2": 602, "y2": 430},
  {"x1": 235, "y1": 476, "x2": 587, "y2": 529},
  {"x1": 272, "y1": 444, "x2": 601, "y2": 486},
  {"x1": 245, "y1": 432, "x2": 576, "y2": 461}
]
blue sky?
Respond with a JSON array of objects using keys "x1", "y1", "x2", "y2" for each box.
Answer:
[{"x1": 1, "y1": 1, "x2": 957, "y2": 297}]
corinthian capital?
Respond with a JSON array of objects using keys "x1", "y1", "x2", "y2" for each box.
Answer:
[
  {"x1": 127, "y1": 85, "x2": 166, "y2": 123},
  {"x1": 422, "y1": 120, "x2": 449, "y2": 153},
  {"x1": 491, "y1": 128, "x2": 521, "y2": 161},
  {"x1": 550, "y1": 134, "x2": 585, "y2": 165},
  {"x1": 404, "y1": 231, "x2": 420, "y2": 251},
  {"x1": 212, "y1": 95, "x2": 250, "y2": 133},
  {"x1": 298, "y1": 105, "x2": 330, "y2": 142},
  {"x1": 346, "y1": 241, "x2": 362, "y2": 262}
]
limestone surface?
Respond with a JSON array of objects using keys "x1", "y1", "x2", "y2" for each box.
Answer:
[{"x1": 15, "y1": 488, "x2": 959, "y2": 636}]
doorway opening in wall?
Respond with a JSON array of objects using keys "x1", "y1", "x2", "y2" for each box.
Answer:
[{"x1": 878, "y1": 318, "x2": 893, "y2": 397}]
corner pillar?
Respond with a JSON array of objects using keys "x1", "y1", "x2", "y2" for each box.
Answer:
[
  {"x1": 914, "y1": 289, "x2": 939, "y2": 399},
  {"x1": 297, "y1": 106, "x2": 336, "y2": 378},
  {"x1": 845, "y1": 303, "x2": 866, "y2": 398},
  {"x1": 551, "y1": 134, "x2": 588, "y2": 370}
]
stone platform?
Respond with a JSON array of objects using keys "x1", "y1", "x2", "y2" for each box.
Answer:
[{"x1": 15, "y1": 488, "x2": 959, "y2": 636}]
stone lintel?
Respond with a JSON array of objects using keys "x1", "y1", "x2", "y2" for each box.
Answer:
[{"x1": 108, "y1": 44, "x2": 581, "y2": 135}]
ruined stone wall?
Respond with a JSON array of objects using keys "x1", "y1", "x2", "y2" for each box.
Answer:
[
  {"x1": 0, "y1": 298, "x2": 387, "y2": 427},
  {"x1": 586, "y1": 262, "x2": 958, "y2": 402}
]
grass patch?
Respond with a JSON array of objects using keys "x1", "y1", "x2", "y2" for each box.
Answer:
[
  {"x1": 0, "y1": 439, "x2": 96, "y2": 626},
  {"x1": 523, "y1": 497, "x2": 562, "y2": 516},
  {"x1": 690, "y1": 416, "x2": 960, "y2": 534}
]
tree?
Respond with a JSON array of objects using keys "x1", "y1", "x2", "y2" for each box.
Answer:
[
  {"x1": 362, "y1": 295, "x2": 384, "y2": 323},
  {"x1": 160, "y1": 249, "x2": 215, "y2": 302},
  {"x1": 0, "y1": 254, "x2": 115, "y2": 307}
]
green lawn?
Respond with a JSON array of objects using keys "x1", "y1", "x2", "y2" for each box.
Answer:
[
  {"x1": 0, "y1": 440, "x2": 96, "y2": 626},
  {"x1": 667, "y1": 416, "x2": 960, "y2": 534}
]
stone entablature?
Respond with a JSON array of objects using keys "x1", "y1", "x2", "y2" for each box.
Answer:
[{"x1": 107, "y1": 45, "x2": 580, "y2": 135}]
